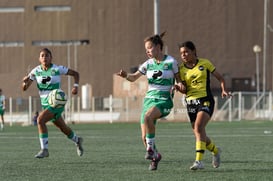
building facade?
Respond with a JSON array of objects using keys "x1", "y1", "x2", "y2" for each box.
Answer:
[{"x1": 0, "y1": 0, "x2": 271, "y2": 99}]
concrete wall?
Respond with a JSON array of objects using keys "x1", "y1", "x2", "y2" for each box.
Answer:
[{"x1": 0, "y1": 0, "x2": 271, "y2": 99}]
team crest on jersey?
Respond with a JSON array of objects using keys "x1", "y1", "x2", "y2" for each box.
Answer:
[
  {"x1": 163, "y1": 63, "x2": 169, "y2": 70},
  {"x1": 199, "y1": 66, "x2": 204, "y2": 71},
  {"x1": 51, "y1": 69, "x2": 57, "y2": 76}
]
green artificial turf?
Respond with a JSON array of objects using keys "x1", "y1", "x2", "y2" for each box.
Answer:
[{"x1": 1, "y1": 120, "x2": 273, "y2": 181}]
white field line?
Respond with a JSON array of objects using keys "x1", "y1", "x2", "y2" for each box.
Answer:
[{"x1": 0, "y1": 134, "x2": 272, "y2": 140}]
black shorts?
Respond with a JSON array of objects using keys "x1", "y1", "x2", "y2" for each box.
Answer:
[{"x1": 186, "y1": 96, "x2": 215, "y2": 123}]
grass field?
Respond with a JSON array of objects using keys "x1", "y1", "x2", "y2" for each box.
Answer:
[{"x1": 1, "y1": 120, "x2": 273, "y2": 181}]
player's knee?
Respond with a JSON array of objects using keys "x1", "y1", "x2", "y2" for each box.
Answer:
[
  {"x1": 194, "y1": 125, "x2": 203, "y2": 134},
  {"x1": 37, "y1": 116, "x2": 46, "y2": 125},
  {"x1": 144, "y1": 113, "x2": 153, "y2": 124}
]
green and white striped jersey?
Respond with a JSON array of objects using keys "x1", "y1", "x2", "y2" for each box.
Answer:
[
  {"x1": 0, "y1": 95, "x2": 5, "y2": 108},
  {"x1": 138, "y1": 55, "x2": 179, "y2": 99},
  {"x1": 28, "y1": 64, "x2": 68, "y2": 106}
]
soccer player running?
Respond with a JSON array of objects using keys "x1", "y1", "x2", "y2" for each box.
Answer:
[
  {"x1": 176, "y1": 41, "x2": 231, "y2": 170},
  {"x1": 117, "y1": 32, "x2": 184, "y2": 170},
  {"x1": 21, "y1": 48, "x2": 84, "y2": 158},
  {"x1": 0, "y1": 89, "x2": 5, "y2": 131}
]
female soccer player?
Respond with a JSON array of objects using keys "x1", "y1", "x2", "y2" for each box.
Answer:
[
  {"x1": 0, "y1": 89, "x2": 5, "y2": 131},
  {"x1": 177, "y1": 41, "x2": 231, "y2": 170},
  {"x1": 117, "y1": 32, "x2": 184, "y2": 170},
  {"x1": 22, "y1": 48, "x2": 84, "y2": 158}
]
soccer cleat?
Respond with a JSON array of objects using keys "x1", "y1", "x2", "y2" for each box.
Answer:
[
  {"x1": 149, "y1": 153, "x2": 162, "y2": 171},
  {"x1": 76, "y1": 137, "x2": 84, "y2": 156},
  {"x1": 212, "y1": 147, "x2": 222, "y2": 168},
  {"x1": 145, "y1": 148, "x2": 155, "y2": 160},
  {"x1": 35, "y1": 149, "x2": 49, "y2": 158},
  {"x1": 190, "y1": 161, "x2": 204, "y2": 170}
]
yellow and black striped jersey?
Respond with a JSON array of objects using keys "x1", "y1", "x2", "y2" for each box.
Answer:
[{"x1": 179, "y1": 58, "x2": 215, "y2": 100}]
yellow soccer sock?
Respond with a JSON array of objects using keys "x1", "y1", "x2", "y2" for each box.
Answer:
[
  {"x1": 206, "y1": 141, "x2": 218, "y2": 155},
  {"x1": 195, "y1": 141, "x2": 206, "y2": 161}
]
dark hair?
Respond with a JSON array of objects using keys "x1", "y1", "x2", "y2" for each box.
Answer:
[
  {"x1": 40, "y1": 48, "x2": 52, "y2": 57},
  {"x1": 178, "y1": 41, "x2": 196, "y2": 51},
  {"x1": 144, "y1": 31, "x2": 166, "y2": 50},
  {"x1": 178, "y1": 41, "x2": 197, "y2": 56}
]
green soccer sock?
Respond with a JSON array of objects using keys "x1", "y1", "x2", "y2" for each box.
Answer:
[{"x1": 67, "y1": 131, "x2": 78, "y2": 143}]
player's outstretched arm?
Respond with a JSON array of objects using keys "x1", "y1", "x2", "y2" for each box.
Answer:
[
  {"x1": 67, "y1": 69, "x2": 80, "y2": 95},
  {"x1": 212, "y1": 70, "x2": 232, "y2": 98},
  {"x1": 173, "y1": 73, "x2": 187, "y2": 94},
  {"x1": 22, "y1": 76, "x2": 33, "y2": 91},
  {"x1": 116, "y1": 69, "x2": 142, "y2": 82}
]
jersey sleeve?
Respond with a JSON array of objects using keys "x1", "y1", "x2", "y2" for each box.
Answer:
[
  {"x1": 205, "y1": 59, "x2": 216, "y2": 73},
  {"x1": 138, "y1": 61, "x2": 148, "y2": 75},
  {"x1": 28, "y1": 66, "x2": 38, "y2": 81},
  {"x1": 179, "y1": 64, "x2": 185, "y2": 82},
  {"x1": 58, "y1": 65, "x2": 69, "y2": 75},
  {"x1": 172, "y1": 58, "x2": 179, "y2": 74}
]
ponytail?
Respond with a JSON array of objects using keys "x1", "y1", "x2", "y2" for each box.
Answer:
[{"x1": 144, "y1": 31, "x2": 166, "y2": 50}]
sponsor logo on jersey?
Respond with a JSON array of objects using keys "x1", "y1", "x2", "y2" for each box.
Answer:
[
  {"x1": 152, "y1": 70, "x2": 163, "y2": 79},
  {"x1": 41, "y1": 76, "x2": 51, "y2": 84}
]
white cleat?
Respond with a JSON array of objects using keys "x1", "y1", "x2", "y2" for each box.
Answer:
[
  {"x1": 190, "y1": 161, "x2": 204, "y2": 170},
  {"x1": 35, "y1": 149, "x2": 49, "y2": 158},
  {"x1": 76, "y1": 137, "x2": 84, "y2": 156},
  {"x1": 212, "y1": 147, "x2": 221, "y2": 168}
]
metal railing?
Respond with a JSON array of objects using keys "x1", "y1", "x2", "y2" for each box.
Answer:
[
  {"x1": 4, "y1": 91, "x2": 273, "y2": 125},
  {"x1": 212, "y1": 91, "x2": 273, "y2": 121}
]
